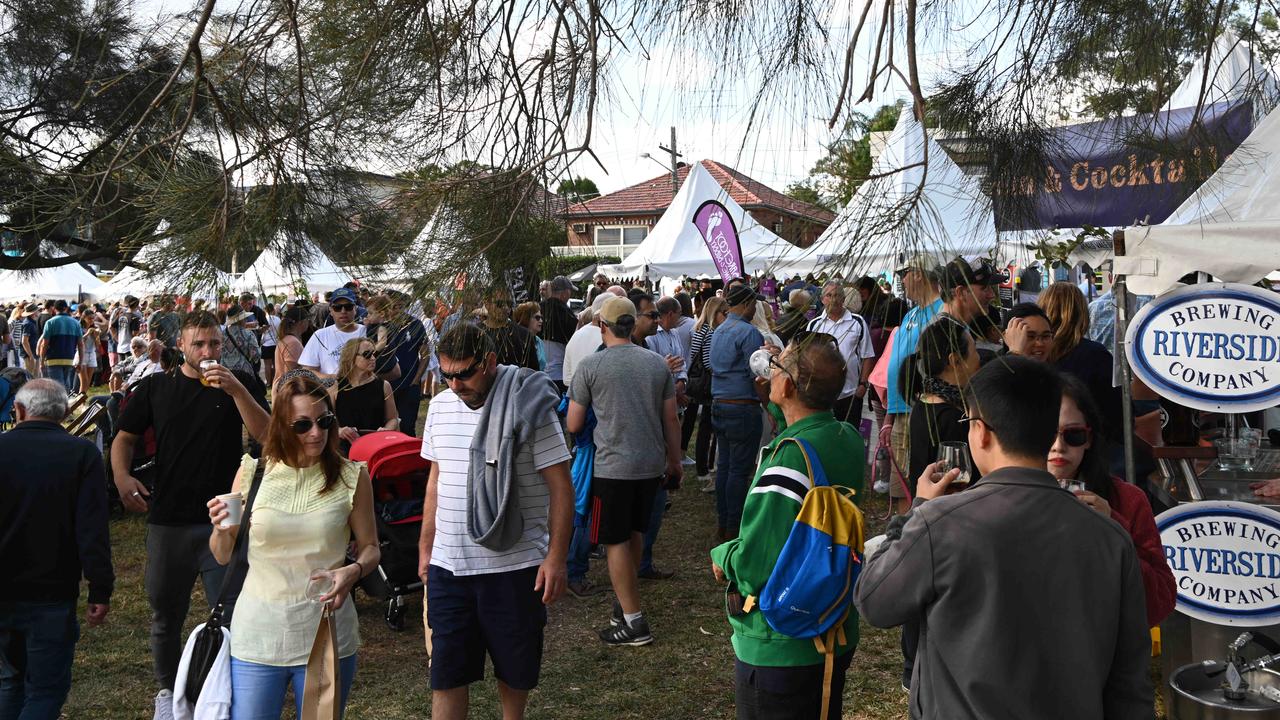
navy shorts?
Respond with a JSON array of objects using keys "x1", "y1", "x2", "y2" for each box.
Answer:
[
  {"x1": 426, "y1": 564, "x2": 546, "y2": 691},
  {"x1": 589, "y1": 476, "x2": 661, "y2": 545}
]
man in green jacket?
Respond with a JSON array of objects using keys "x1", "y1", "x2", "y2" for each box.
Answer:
[{"x1": 711, "y1": 335, "x2": 865, "y2": 719}]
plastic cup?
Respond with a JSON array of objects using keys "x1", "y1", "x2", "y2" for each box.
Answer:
[
  {"x1": 306, "y1": 570, "x2": 336, "y2": 603},
  {"x1": 199, "y1": 359, "x2": 220, "y2": 387},
  {"x1": 217, "y1": 492, "x2": 243, "y2": 528}
]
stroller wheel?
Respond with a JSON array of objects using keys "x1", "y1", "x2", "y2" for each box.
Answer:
[{"x1": 385, "y1": 598, "x2": 406, "y2": 631}]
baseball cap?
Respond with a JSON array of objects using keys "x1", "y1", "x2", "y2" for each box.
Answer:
[
  {"x1": 939, "y1": 256, "x2": 1008, "y2": 290},
  {"x1": 330, "y1": 287, "x2": 358, "y2": 305},
  {"x1": 598, "y1": 296, "x2": 637, "y2": 325},
  {"x1": 895, "y1": 253, "x2": 941, "y2": 278},
  {"x1": 725, "y1": 284, "x2": 756, "y2": 308}
]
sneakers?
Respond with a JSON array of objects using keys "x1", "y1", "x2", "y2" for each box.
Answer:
[
  {"x1": 568, "y1": 578, "x2": 606, "y2": 598},
  {"x1": 638, "y1": 566, "x2": 676, "y2": 580},
  {"x1": 599, "y1": 615, "x2": 654, "y2": 646},
  {"x1": 699, "y1": 474, "x2": 714, "y2": 494},
  {"x1": 155, "y1": 690, "x2": 175, "y2": 720},
  {"x1": 610, "y1": 599, "x2": 624, "y2": 626},
  {"x1": 681, "y1": 457, "x2": 696, "y2": 466}
]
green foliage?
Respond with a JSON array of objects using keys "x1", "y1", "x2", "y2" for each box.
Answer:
[
  {"x1": 806, "y1": 102, "x2": 904, "y2": 208},
  {"x1": 557, "y1": 177, "x2": 601, "y2": 203},
  {"x1": 537, "y1": 254, "x2": 620, "y2": 281},
  {"x1": 783, "y1": 180, "x2": 827, "y2": 210}
]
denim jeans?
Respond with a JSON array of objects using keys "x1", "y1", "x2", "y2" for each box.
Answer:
[
  {"x1": 229, "y1": 654, "x2": 357, "y2": 720},
  {"x1": 43, "y1": 366, "x2": 75, "y2": 394},
  {"x1": 566, "y1": 523, "x2": 594, "y2": 583},
  {"x1": 712, "y1": 403, "x2": 763, "y2": 531},
  {"x1": 0, "y1": 600, "x2": 79, "y2": 720},
  {"x1": 640, "y1": 486, "x2": 667, "y2": 573}
]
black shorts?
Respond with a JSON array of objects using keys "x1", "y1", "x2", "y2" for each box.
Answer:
[
  {"x1": 588, "y1": 476, "x2": 661, "y2": 545},
  {"x1": 426, "y1": 565, "x2": 546, "y2": 691}
]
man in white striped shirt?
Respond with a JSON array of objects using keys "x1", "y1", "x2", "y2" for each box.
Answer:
[
  {"x1": 806, "y1": 281, "x2": 876, "y2": 424},
  {"x1": 418, "y1": 323, "x2": 573, "y2": 720}
]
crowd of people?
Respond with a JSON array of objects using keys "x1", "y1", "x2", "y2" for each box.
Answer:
[{"x1": 0, "y1": 259, "x2": 1177, "y2": 719}]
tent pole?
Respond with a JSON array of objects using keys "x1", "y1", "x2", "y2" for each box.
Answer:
[{"x1": 1113, "y1": 229, "x2": 1138, "y2": 485}]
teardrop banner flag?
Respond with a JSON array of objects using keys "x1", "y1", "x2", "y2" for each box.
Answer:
[{"x1": 692, "y1": 200, "x2": 745, "y2": 283}]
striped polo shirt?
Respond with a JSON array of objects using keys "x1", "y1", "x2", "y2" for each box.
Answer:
[
  {"x1": 421, "y1": 388, "x2": 571, "y2": 576},
  {"x1": 40, "y1": 314, "x2": 83, "y2": 366}
]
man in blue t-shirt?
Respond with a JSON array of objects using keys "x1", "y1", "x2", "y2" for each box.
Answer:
[
  {"x1": 38, "y1": 300, "x2": 84, "y2": 392},
  {"x1": 884, "y1": 257, "x2": 942, "y2": 514}
]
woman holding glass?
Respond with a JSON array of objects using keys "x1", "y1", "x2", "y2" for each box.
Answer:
[
  {"x1": 206, "y1": 371, "x2": 379, "y2": 719},
  {"x1": 1048, "y1": 374, "x2": 1176, "y2": 627}
]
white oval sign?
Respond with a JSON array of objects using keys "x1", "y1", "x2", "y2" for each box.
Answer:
[
  {"x1": 1157, "y1": 501, "x2": 1280, "y2": 626},
  {"x1": 1126, "y1": 282, "x2": 1280, "y2": 412}
]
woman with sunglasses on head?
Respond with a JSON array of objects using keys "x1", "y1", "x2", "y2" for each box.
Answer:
[
  {"x1": 512, "y1": 301, "x2": 547, "y2": 371},
  {"x1": 893, "y1": 318, "x2": 980, "y2": 690},
  {"x1": 331, "y1": 338, "x2": 399, "y2": 455},
  {"x1": 206, "y1": 370, "x2": 379, "y2": 719},
  {"x1": 1049, "y1": 374, "x2": 1175, "y2": 627}
]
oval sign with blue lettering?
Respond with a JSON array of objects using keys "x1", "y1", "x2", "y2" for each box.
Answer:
[
  {"x1": 1157, "y1": 501, "x2": 1280, "y2": 626},
  {"x1": 1126, "y1": 282, "x2": 1280, "y2": 412}
]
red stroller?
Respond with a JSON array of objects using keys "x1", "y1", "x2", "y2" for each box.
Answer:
[{"x1": 349, "y1": 431, "x2": 429, "y2": 630}]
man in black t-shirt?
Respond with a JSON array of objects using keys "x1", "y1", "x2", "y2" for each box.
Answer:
[
  {"x1": 480, "y1": 290, "x2": 539, "y2": 370},
  {"x1": 110, "y1": 310, "x2": 269, "y2": 717}
]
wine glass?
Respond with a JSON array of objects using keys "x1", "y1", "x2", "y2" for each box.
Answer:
[{"x1": 936, "y1": 441, "x2": 972, "y2": 491}]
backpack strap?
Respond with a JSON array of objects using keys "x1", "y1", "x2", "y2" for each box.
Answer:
[
  {"x1": 812, "y1": 622, "x2": 848, "y2": 720},
  {"x1": 769, "y1": 436, "x2": 830, "y2": 488}
]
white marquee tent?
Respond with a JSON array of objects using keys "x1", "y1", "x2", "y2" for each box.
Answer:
[
  {"x1": 235, "y1": 237, "x2": 355, "y2": 295},
  {"x1": 1118, "y1": 101, "x2": 1280, "y2": 295},
  {"x1": 100, "y1": 241, "x2": 232, "y2": 300},
  {"x1": 599, "y1": 162, "x2": 797, "y2": 280},
  {"x1": 775, "y1": 109, "x2": 1025, "y2": 277},
  {"x1": 1162, "y1": 30, "x2": 1280, "y2": 117},
  {"x1": 0, "y1": 247, "x2": 106, "y2": 302}
]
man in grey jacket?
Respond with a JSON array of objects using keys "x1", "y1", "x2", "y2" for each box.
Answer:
[{"x1": 855, "y1": 356, "x2": 1152, "y2": 719}]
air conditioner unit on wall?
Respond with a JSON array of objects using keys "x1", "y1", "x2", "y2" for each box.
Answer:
[{"x1": 572, "y1": 223, "x2": 587, "y2": 234}]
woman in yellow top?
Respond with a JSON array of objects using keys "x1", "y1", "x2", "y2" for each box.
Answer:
[{"x1": 207, "y1": 370, "x2": 379, "y2": 719}]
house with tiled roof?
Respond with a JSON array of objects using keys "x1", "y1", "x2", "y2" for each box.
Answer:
[{"x1": 556, "y1": 160, "x2": 835, "y2": 258}]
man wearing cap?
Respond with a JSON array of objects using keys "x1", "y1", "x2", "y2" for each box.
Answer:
[
  {"x1": 539, "y1": 276, "x2": 578, "y2": 391},
  {"x1": 936, "y1": 256, "x2": 1005, "y2": 356},
  {"x1": 562, "y1": 286, "x2": 624, "y2": 386},
  {"x1": 709, "y1": 285, "x2": 766, "y2": 540},
  {"x1": 298, "y1": 287, "x2": 366, "y2": 377},
  {"x1": 567, "y1": 296, "x2": 681, "y2": 646},
  {"x1": 805, "y1": 281, "x2": 876, "y2": 424},
  {"x1": 37, "y1": 300, "x2": 84, "y2": 392},
  {"x1": 885, "y1": 256, "x2": 944, "y2": 512}
]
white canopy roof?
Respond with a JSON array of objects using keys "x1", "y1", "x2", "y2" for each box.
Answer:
[
  {"x1": 1162, "y1": 31, "x2": 1280, "y2": 116},
  {"x1": 235, "y1": 237, "x2": 354, "y2": 295},
  {"x1": 0, "y1": 247, "x2": 105, "y2": 302},
  {"x1": 774, "y1": 109, "x2": 1022, "y2": 277},
  {"x1": 1121, "y1": 101, "x2": 1280, "y2": 294},
  {"x1": 599, "y1": 162, "x2": 795, "y2": 280},
  {"x1": 100, "y1": 241, "x2": 231, "y2": 300}
]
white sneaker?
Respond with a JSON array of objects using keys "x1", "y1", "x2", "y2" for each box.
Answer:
[
  {"x1": 873, "y1": 479, "x2": 889, "y2": 494},
  {"x1": 681, "y1": 457, "x2": 696, "y2": 466},
  {"x1": 155, "y1": 690, "x2": 175, "y2": 720},
  {"x1": 699, "y1": 475, "x2": 714, "y2": 494}
]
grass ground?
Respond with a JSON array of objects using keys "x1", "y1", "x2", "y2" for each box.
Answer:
[{"x1": 60, "y1": 398, "x2": 1167, "y2": 718}]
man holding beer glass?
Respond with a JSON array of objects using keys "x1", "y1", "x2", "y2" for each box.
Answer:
[{"x1": 110, "y1": 311, "x2": 270, "y2": 720}]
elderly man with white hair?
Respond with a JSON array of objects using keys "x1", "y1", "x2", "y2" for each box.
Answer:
[
  {"x1": 0, "y1": 379, "x2": 113, "y2": 718},
  {"x1": 111, "y1": 336, "x2": 150, "y2": 392},
  {"x1": 804, "y1": 280, "x2": 875, "y2": 424}
]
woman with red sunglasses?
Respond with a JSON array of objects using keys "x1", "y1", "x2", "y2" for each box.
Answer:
[{"x1": 1049, "y1": 374, "x2": 1175, "y2": 627}]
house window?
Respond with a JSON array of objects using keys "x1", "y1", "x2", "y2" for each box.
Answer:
[
  {"x1": 772, "y1": 221, "x2": 784, "y2": 234},
  {"x1": 594, "y1": 226, "x2": 649, "y2": 246}
]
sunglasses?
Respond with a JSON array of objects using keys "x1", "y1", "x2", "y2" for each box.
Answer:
[
  {"x1": 1057, "y1": 424, "x2": 1091, "y2": 447},
  {"x1": 643, "y1": 311, "x2": 661, "y2": 320},
  {"x1": 439, "y1": 357, "x2": 484, "y2": 382},
  {"x1": 331, "y1": 303, "x2": 355, "y2": 312},
  {"x1": 533, "y1": 315, "x2": 543, "y2": 321},
  {"x1": 292, "y1": 413, "x2": 336, "y2": 434},
  {"x1": 359, "y1": 350, "x2": 376, "y2": 359}
]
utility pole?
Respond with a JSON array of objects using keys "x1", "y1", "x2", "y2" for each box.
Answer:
[{"x1": 658, "y1": 127, "x2": 681, "y2": 197}]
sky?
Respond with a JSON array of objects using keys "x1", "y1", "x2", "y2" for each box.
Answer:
[{"x1": 129, "y1": 0, "x2": 972, "y2": 196}]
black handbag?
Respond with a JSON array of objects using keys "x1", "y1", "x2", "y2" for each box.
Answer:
[
  {"x1": 687, "y1": 358, "x2": 711, "y2": 404},
  {"x1": 183, "y1": 461, "x2": 265, "y2": 703}
]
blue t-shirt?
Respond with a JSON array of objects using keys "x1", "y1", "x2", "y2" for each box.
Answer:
[
  {"x1": 17, "y1": 317, "x2": 39, "y2": 359},
  {"x1": 709, "y1": 313, "x2": 764, "y2": 401},
  {"x1": 886, "y1": 298, "x2": 943, "y2": 414}
]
